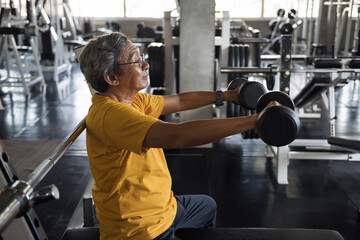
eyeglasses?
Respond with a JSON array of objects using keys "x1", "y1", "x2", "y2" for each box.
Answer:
[{"x1": 119, "y1": 53, "x2": 146, "y2": 68}]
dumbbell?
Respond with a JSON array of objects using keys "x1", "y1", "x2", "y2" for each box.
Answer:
[
  {"x1": 256, "y1": 91, "x2": 300, "y2": 146},
  {"x1": 228, "y1": 79, "x2": 300, "y2": 146},
  {"x1": 227, "y1": 77, "x2": 267, "y2": 110},
  {"x1": 227, "y1": 78, "x2": 267, "y2": 139}
]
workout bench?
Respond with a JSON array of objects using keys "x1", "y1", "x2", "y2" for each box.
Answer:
[{"x1": 61, "y1": 226, "x2": 344, "y2": 240}]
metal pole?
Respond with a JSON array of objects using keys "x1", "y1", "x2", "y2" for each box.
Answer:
[
  {"x1": 221, "y1": 67, "x2": 273, "y2": 74},
  {"x1": 0, "y1": 117, "x2": 86, "y2": 233},
  {"x1": 124, "y1": 0, "x2": 126, "y2": 17},
  {"x1": 27, "y1": 117, "x2": 86, "y2": 187},
  {"x1": 344, "y1": 0, "x2": 354, "y2": 55}
]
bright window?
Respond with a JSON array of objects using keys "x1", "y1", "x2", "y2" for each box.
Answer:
[
  {"x1": 125, "y1": 0, "x2": 177, "y2": 17},
  {"x1": 215, "y1": 0, "x2": 262, "y2": 18},
  {"x1": 69, "y1": 0, "x2": 125, "y2": 17},
  {"x1": 263, "y1": 0, "x2": 319, "y2": 18},
  {"x1": 68, "y1": 0, "x2": 176, "y2": 18},
  {"x1": 68, "y1": 0, "x2": 324, "y2": 18}
]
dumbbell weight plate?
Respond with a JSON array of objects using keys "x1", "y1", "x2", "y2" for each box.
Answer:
[
  {"x1": 279, "y1": 22, "x2": 293, "y2": 34},
  {"x1": 239, "y1": 82, "x2": 267, "y2": 110},
  {"x1": 256, "y1": 91, "x2": 295, "y2": 113},
  {"x1": 257, "y1": 106, "x2": 300, "y2": 146},
  {"x1": 277, "y1": 8, "x2": 286, "y2": 17}
]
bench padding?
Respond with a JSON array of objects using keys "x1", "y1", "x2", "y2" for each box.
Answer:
[
  {"x1": 328, "y1": 137, "x2": 360, "y2": 151},
  {"x1": 61, "y1": 227, "x2": 344, "y2": 240}
]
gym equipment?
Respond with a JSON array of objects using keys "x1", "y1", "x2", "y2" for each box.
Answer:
[
  {"x1": 348, "y1": 59, "x2": 360, "y2": 68},
  {"x1": 256, "y1": 91, "x2": 300, "y2": 147},
  {"x1": 314, "y1": 59, "x2": 342, "y2": 68},
  {"x1": 269, "y1": 9, "x2": 285, "y2": 39},
  {"x1": 0, "y1": 118, "x2": 86, "y2": 237},
  {"x1": 61, "y1": 226, "x2": 345, "y2": 240},
  {"x1": 0, "y1": 8, "x2": 45, "y2": 98},
  {"x1": 0, "y1": 25, "x2": 38, "y2": 39},
  {"x1": 227, "y1": 78, "x2": 267, "y2": 109},
  {"x1": 148, "y1": 42, "x2": 165, "y2": 87},
  {"x1": 227, "y1": 78, "x2": 265, "y2": 138},
  {"x1": 279, "y1": 22, "x2": 293, "y2": 34},
  {"x1": 228, "y1": 78, "x2": 300, "y2": 146}
]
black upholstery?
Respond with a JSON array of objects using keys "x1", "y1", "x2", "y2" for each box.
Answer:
[
  {"x1": 293, "y1": 77, "x2": 348, "y2": 108},
  {"x1": 328, "y1": 137, "x2": 360, "y2": 151},
  {"x1": 61, "y1": 227, "x2": 344, "y2": 240},
  {"x1": 348, "y1": 59, "x2": 360, "y2": 69}
]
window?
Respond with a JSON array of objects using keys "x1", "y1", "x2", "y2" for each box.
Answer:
[
  {"x1": 125, "y1": 0, "x2": 177, "y2": 18},
  {"x1": 215, "y1": 0, "x2": 262, "y2": 18},
  {"x1": 68, "y1": 0, "x2": 125, "y2": 17},
  {"x1": 68, "y1": 0, "x2": 176, "y2": 18},
  {"x1": 263, "y1": 0, "x2": 319, "y2": 18},
  {"x1": 68, "y1": 0, "x2": 325, "y2": 18}
]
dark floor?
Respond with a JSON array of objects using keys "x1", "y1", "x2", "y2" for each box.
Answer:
[{"x1": 1, "y1": 65, "x2": 360, "y2": 240}]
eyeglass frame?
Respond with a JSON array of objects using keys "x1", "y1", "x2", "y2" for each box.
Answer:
[{"x1": 118, "y1": 53, "x2": 146, "y2": 68}]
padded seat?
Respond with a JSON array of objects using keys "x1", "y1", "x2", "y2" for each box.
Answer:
[
  {"x1": 328, "y1": 137, "x2": 360, "y2": 151},
  {"x1": 61, "y1": 227, "x2": 344, "y2": 240},
  {"x1": 293, "y1": 77, "x2": 348, "y2": 108}
]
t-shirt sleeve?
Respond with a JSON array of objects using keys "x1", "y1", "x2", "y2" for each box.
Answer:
[
  {"x1": 104, "y1": 104, "x2": 159, "y2": 155},
  {"x1": 134, "y1": 93, "x2": 165, "y2": 118}
]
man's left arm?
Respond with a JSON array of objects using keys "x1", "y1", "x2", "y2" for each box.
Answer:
[{"x1": 161, "y1": 90, "x2": 238, "y2": 115}]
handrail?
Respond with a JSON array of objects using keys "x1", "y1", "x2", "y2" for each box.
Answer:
[
  {"x1": 27, "y1": 117, "x2": 86, "y2": 187},
  {"x1": 0, "y1": 117, "x2": 86, "y2": 233}
]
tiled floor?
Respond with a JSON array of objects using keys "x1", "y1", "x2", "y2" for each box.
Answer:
[{"x1": 0, "y1": 65, "x2": 360, "y2": 240}]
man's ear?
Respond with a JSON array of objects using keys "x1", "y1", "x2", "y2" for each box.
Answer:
[{"x1": 104, "y1": 74, "x2": 119, "y2": 86}]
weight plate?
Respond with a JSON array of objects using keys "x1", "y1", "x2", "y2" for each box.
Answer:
[
  {"x1": 256, "y1": 91, "x2": 295, "y2": 113},
  {"x1": 239, "y1": 82, "x2": 267, "y2": 110},
  {"x1": 257, "y1": 106, "x2": 300, "y2": 146}
]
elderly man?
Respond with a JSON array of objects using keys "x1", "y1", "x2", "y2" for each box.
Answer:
[{"x1": 79, "y1": 32, "x2": 271, "y2": 240}]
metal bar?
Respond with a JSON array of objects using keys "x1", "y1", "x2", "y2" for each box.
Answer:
[
  {"x1": 221, "y1": 67, "x2": 360, "y2": 74},
  {"x1": 27, "y1": 117, "x2": 86, "y2": 187},
  {"x1": 0, "y1": 181, "x2": 32, "y2": 233},
  {"x1": 344, "y1": 0, "x2": 354, "y2": 55},
  {"x1": 221, "y1": 67, "x2": 273, "y2": 73},
  {"x1": 324, "y1": 1, "x2": 360, "y2": 5},
  {"x1": 0, "y1": 117, "x2": 86, "y2": 233},
  {"x1": 280, "y1": 35, "x2": 292, "y2": 93}
]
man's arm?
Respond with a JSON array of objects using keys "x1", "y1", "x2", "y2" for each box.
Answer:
[
  {"x1": 143, "y1": 115, "x2": 257, "y2": 149},
  {"x1": 161, "y1": 90, "x2": 238, "y2": 115}
]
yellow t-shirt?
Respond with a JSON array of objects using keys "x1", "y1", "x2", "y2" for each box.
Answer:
[{"x1": 86, "y1": 93, "x2": 177, "y2": 240}]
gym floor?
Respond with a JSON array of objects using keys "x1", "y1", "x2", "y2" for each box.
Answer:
[{"x1": 1, "y1": 65, "x2": 360, "y2": 240}]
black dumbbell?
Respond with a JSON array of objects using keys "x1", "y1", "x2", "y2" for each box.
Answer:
[
  {"x1": 278, "y1": 8, "x2": 286, "y2": 18},
  {"x1": 227, "y1": 78, "x2": 267, "y2": 110},
  {"x1": 288, "y1": 9, "x2": 297, "y2": 19},
  {"x1": 256, "y1": 91, "x2": 300, "y2": 146},
  {"x1": 279, "y1": 22, "x2": 293, "y2": 34}
]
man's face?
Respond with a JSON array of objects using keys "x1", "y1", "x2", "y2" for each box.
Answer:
[{"x1": 117, "y1": 41, "x2": 149, "y2": 92}]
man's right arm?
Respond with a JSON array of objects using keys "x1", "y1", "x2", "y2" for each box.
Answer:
[{"x1": 143, "y1": 115, "x2": 258, "y2": 149}]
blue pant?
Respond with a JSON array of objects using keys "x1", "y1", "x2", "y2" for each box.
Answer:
[{"x1": 153, "y1": 195, "x2": 217, "y2": 240}]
